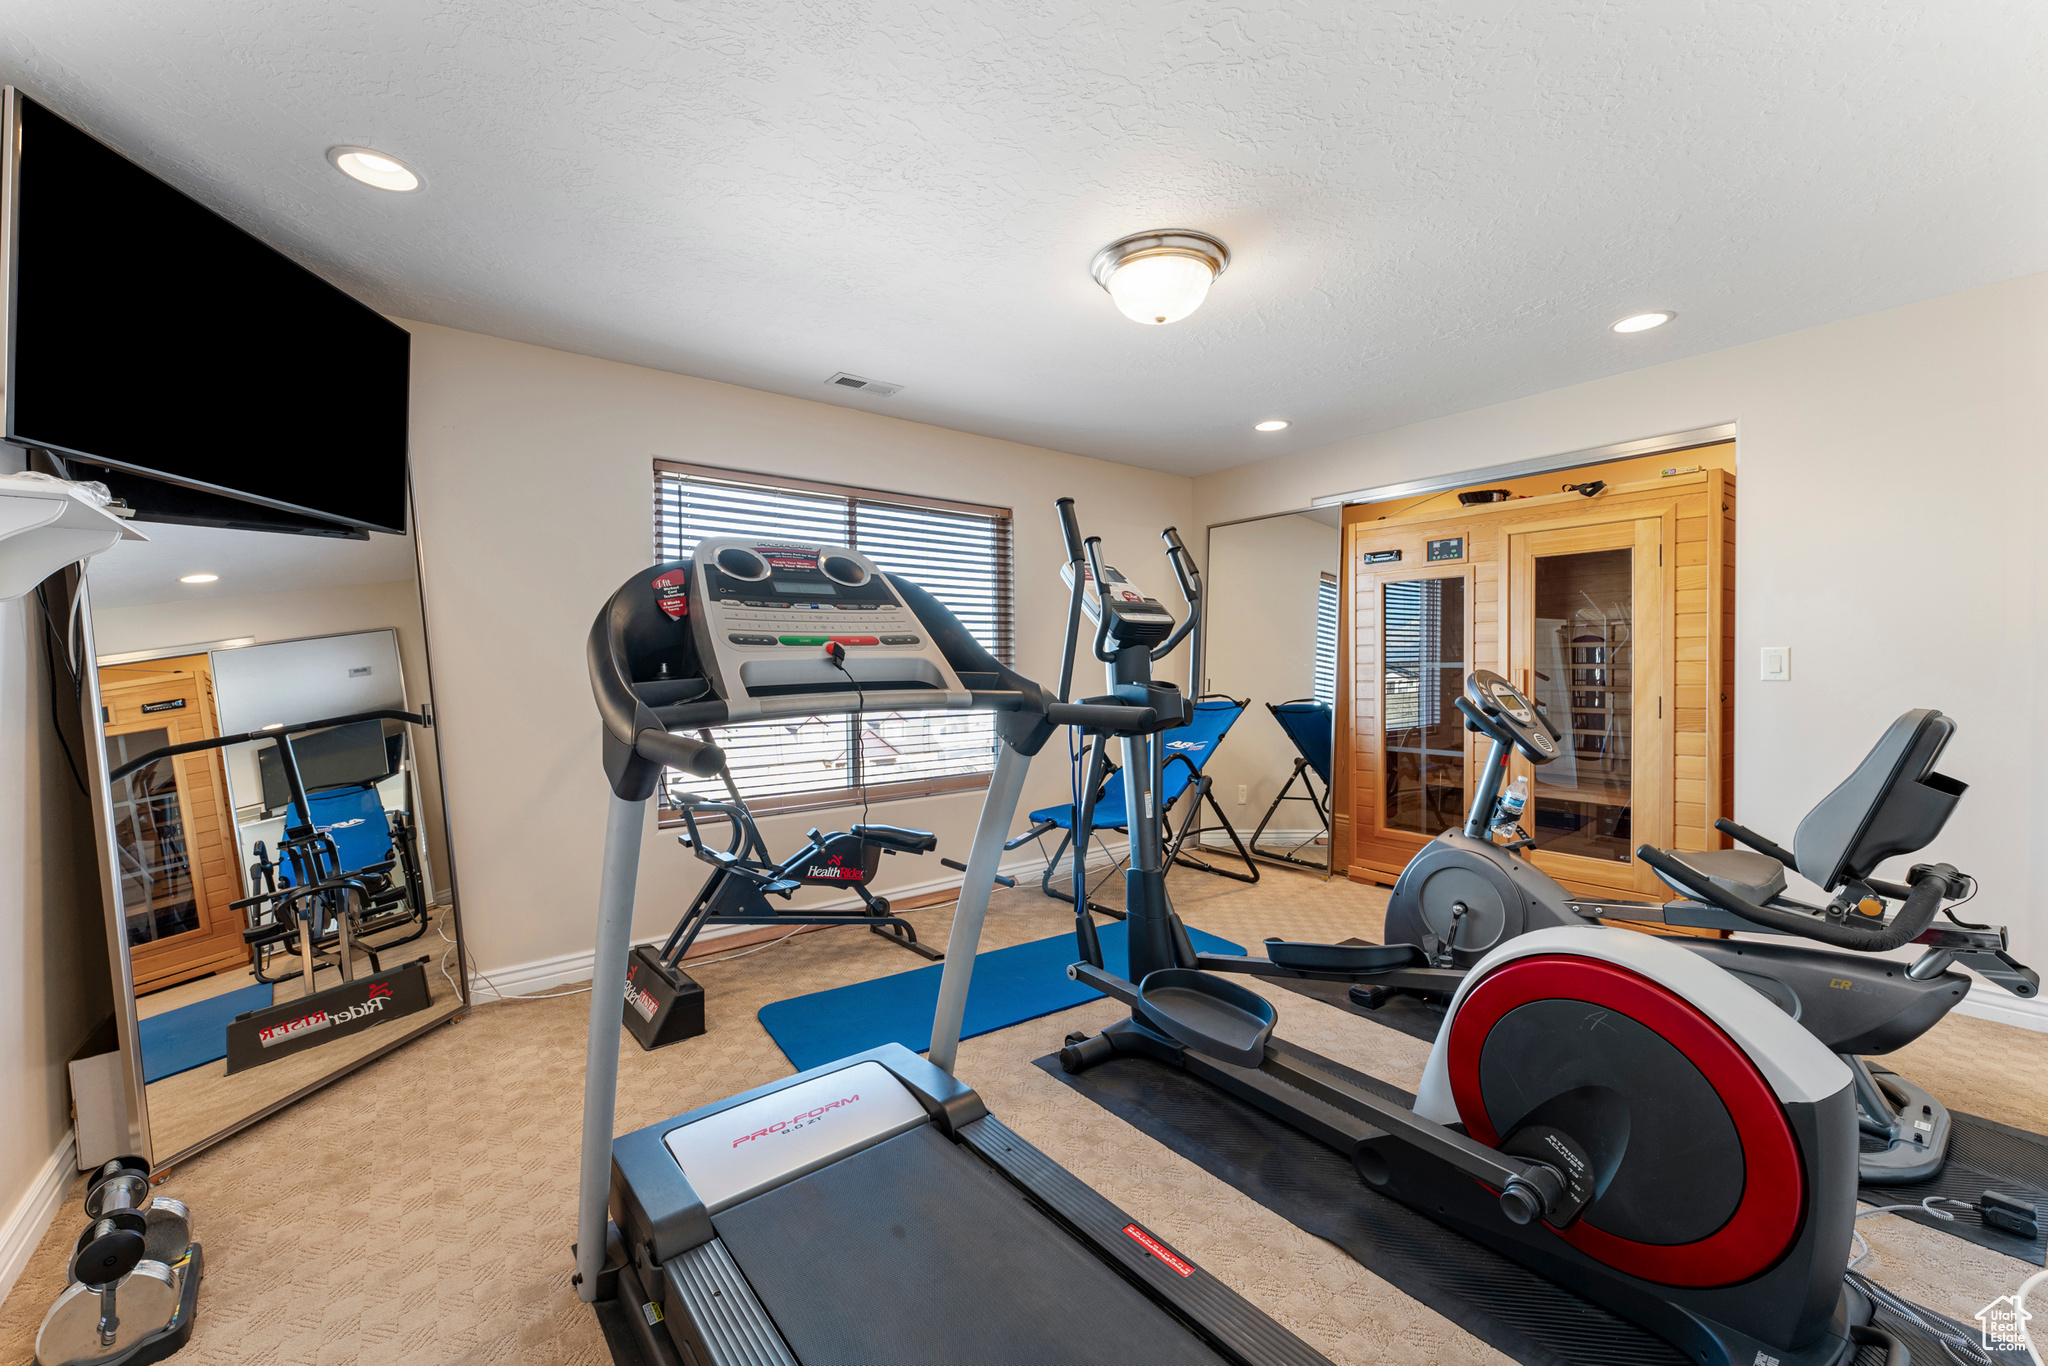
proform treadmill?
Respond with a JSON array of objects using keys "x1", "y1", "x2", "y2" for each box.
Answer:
[{"x1": 576, "y1": 536, "x2": 1326, "y2": 1366}]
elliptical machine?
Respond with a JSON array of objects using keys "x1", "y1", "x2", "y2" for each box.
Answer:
[
  {"x1": 1370, "y1": 669, "x2": 2038, "y2": 1183},
  {"x1": 1051, "y1": 506, "x2": 1906, "y2": 1366}
]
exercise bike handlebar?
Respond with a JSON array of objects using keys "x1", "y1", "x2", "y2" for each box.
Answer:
[{"x1": 1636, "y1": 843, "x2": 1956, "y2": 953}]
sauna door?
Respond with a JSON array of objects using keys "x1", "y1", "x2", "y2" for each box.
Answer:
[
  {"x1": 1507, "y1": 517, "x2": 1669, "y2": 895},
  {"x1": 1354, "y1": 565, "x2": 1477, "y2": 877},
  {"x1": 100, "y1": 664, "x2": 249, "y2": 991}
]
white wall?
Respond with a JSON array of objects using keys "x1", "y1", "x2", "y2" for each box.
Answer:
[
  {"x1": 90, "y1": 579, "x2": 451, "y2": 892},
  {"x1": 1201, "y1": 513, "x2": 1337, "y2": 839},
  {"x1": 0, "y1": 453, "x2": 117, "y2": 1299},
  {"x1": 1193, "y1": 272, "x2": 2048, "y2": 1011},
  {"x1": 404, "y1": 323, "x2": 1194, "y2": 981}
]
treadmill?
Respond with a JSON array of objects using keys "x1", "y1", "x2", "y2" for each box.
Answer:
[{"x1": 575, "y1": 529, "x2": 1327, "y2": 1366}]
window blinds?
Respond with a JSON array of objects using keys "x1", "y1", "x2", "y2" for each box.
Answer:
[
  {"x1": 1313, "y1": 573, "x2": 1339, "y2": 707},
  {"x1": 653, "y1": 463, "x2": 1014, "y2": 811}
]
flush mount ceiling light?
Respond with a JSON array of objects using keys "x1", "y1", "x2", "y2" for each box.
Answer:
[
  {"x1": 1254, "y1": 420, "x2": 1290, "y2": 432},
  {"x1": 327, "y1": 146, "x2": 422, "y2": 192},
  {"x1": 178, "y1": 573, "x2": 218, "y2": 584},
  {"x1": 1612, "y1": 311, "x2": 1674, "y2": 333},
  {"x1": 1090, "y1": 230, "x2": 1230, "y2": 325}
]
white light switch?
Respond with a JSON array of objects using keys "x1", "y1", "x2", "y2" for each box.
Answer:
[
  {"x1": 1759, "y1": 646, "x2": 1789, "y2": 681},
  {"x1": 1237, "y1": 784, "x2": 1248, "y2": 805}
]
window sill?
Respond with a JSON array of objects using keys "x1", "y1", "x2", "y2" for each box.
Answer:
[{"x1": 658, "y1": 772, "x2": 993, "y2": 827}]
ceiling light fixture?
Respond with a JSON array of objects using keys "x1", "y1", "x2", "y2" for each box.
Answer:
[
  {"x1": 1611, "y1": 311, "x2": 1674, "y2": 334},
  {"x1": 1254, "y1": 420, "x2": 1290, "y2": 432},
  {"x1": 327, "y1": 146, "x2": 422, "y2": 193},
  {"x1": 1090, "y1": 230, "x2": 1230, "y2": 325},
  {"x1": 178, "y1": 573, "x2": 218, "y2": 584}
]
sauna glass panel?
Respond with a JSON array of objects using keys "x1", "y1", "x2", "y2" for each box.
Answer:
[
  {"x1": 106, "y1": 728, "x2": 204, "y2": 945},
  {"x1": 1383, "y1": 577, "x2": 1465, "y2": 835},
  {"x1": 1530, "y1": 547, "x2": 1632, "y2": 861}
]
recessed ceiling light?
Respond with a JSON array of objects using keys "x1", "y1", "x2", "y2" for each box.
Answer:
[
  {"x1": 1612, "y1": 311, "x2": 1674, "y2": 333},
  {"x1": 1090, "y1": 230, "x2": 1230, "y2": 325},
  {"x1": 179, "y1": 573, "x2": 218, "y2": 584},
  {"x1": 327, "y1": 146, "x2": 422, "y2": 193},
  {"x1": 1254, "y1": 420, "x2": 1290, "y2": 432}
]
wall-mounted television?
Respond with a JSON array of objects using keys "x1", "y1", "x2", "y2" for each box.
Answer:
[{"x1": 1, "y1": 88, "x2": 410, "y2": 536}]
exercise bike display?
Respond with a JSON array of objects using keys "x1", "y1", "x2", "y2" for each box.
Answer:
[
  {"x1": 1367, "y1": 670, "x2": 2038, "y2": 1183},
  {"x1": 1050, "y1": 506, "x2": 1907, "y2": 1366},
  {"x1": 621, "y1": 778, "x2": 942, "y2": 1049}
]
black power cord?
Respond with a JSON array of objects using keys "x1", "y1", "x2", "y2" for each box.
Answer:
[{"x1": 33, "y1": 579, "x2": 89, "y2": 796}]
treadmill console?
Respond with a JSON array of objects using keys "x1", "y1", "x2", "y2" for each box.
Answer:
[{"x1": 687, "y1": 537, "x2": 973, "y2": 722}]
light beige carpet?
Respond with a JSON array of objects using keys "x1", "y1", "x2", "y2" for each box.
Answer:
[{"x1": 1, "y1": 868, "x2": 2040, "y2": 1364}]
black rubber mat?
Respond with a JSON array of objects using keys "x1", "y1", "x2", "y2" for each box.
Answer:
[
  {"x1": 1857, "y1": 1098, "x2": 2048, "y2": 1265},
  {"x1": 1267, "y1": 938, "x2": 1447, "y2": 1044},
  {"x1": 1039, "y1": 1051, "x2": 2028, "y2": 1366},
  {"x1": 1037, "y1": 1052, "x2": 1687, "y2": 1366}
]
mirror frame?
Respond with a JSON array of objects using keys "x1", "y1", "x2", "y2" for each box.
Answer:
[{"x1": 73, "y1": 480, "x2": 469, "y2": 1169}]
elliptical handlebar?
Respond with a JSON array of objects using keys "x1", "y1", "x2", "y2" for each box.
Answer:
[
  {"x1": 1055, "y1": 498, "x2": 1088, "y2": 702},
  {"x1": 1082, "y1": 535, "x2": 1117, "y2": 663},
  {"x1": 1636, "y1": 843, "x2": 1958, "y2": 953},
  {"x1": 1151, "y1": 525, "x2": 1202, "y2": 662}
]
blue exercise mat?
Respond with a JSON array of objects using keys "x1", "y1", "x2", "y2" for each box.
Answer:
[
  {"x1": 138, "y1": 981, "x2": 275, "y2": 1083},
  {"x1": 758, "y1": 920, "x2": 1245, "y2": 1072}
]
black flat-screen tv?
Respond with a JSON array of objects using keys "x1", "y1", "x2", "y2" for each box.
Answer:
[{"x1": 1, "y1": 88, "x2": 410, "y2": 535}]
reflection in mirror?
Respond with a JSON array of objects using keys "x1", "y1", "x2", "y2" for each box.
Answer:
[
  {"x1": 1198, "y1": 509, "x2": 1340, "y2": 873},
  {"x1": 84, "y1": 516, "x2": 464, "y2": 1164}
]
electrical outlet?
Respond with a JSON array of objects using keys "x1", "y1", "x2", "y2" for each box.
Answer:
[
  {"x1": 1760, "y1": 646, "x2": 1789, "y2": 681},
  {"x1": 1237, "y1": 784, "x2": 1248, "y2": 805}
]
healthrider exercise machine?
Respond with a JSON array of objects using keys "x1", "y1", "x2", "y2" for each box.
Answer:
[
  {"x1": 575, "y1": 532, "x2": 1328, "y2": 1366},
  {"x1": 34, "y1": 1157, "x2": 199, "y2": 1366},
  {"x1": 622, "y1": 781, "x2": 942, "y2": 1049},
  {"x1": 108, "y1": 710, "x2": 438, "y2": 1074},
  {"x1": 1369, "y1": 671, "x2": 2039, "y2": 1184},
  {"x1": 1051, "y1": 510, "x2": 1907, "y2": 1366}
]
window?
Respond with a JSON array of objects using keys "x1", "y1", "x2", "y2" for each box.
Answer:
[
  {"x1": 1312, "y1": 573, "x2": 1338, "y2": 707},
  {"x1": 653, "y1": 461, "x2": 1014, "y2": 815}
]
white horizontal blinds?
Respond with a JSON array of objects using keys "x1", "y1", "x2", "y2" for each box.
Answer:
[
  {"x1": 652, "y1": 464, "x2": 1013, "y2": 810},
  {"x1": 1313, "y1": 573, "x2": 1338, "y2": 707}
]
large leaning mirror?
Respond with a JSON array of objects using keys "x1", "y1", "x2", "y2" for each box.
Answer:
[
  {"x1": 1195, "y1": 508, "x2": 1341, "y2": 874},
  {"x1": 76, "y1": 499, "x2": 466, "y2": 1165}
]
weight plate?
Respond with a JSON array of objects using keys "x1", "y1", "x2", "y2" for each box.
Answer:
[{"x1": 35, "y1": 1261, "x2": 178, "y2": 1365}]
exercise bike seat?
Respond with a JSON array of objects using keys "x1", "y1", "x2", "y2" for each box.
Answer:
[
  {"x1": 1652, "y1": 848, "x2": 1788, "y2": 905},
  {"x1": 850, "y1": 823, "x2": 938, "y2": 855}
]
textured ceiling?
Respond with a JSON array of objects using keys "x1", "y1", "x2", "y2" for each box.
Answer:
[{"x1": 5, "y1": 3, "x2": 2044, "y2": 475}]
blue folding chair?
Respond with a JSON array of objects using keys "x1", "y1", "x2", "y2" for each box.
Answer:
[
  {"x1": 1250, "y1": 699, "x2": 1333, "y2": 873},
  {"x1": 1009, "y1": 695, "x2": 1259, "y2": 912}
]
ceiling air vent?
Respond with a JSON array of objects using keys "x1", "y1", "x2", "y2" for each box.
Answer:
[{"x1": 825, "y1": 372, "x2": 902, "y2": 397}]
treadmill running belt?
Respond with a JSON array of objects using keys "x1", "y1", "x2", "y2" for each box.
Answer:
[{"x1": 712, "y1": 1123, "x2": 1226, "y2": 1365}]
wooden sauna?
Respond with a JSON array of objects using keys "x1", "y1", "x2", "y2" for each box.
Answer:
[{"x1": 1334, "y1": 453, "x2": 1735, "y2": 899}]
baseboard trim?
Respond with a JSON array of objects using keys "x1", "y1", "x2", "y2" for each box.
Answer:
[
  {"x1": 469, "y1": 844, "x2": 1109, "y2": 1002},
  {"x1": 0, "y1": 1131, "x2": 76, "y2": 1308},
  {"x1": 1954, "y1": 988, "x2": 2048, "y2": 1034}
]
